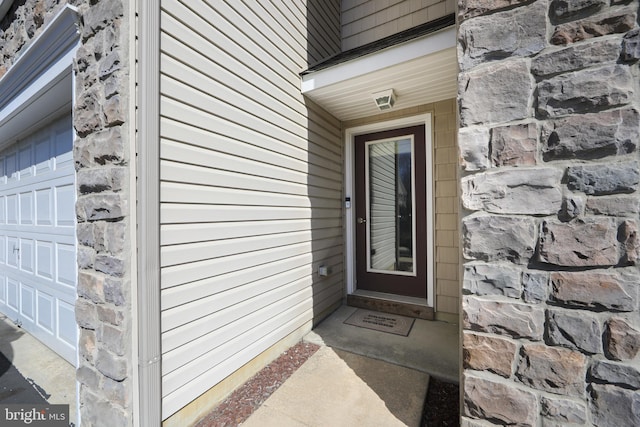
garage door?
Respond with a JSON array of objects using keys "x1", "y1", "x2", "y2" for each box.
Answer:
[{"x1": 0, "y1": 114, "x2": 77, "y2": 364}]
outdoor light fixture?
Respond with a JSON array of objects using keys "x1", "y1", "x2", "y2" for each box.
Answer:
[{"x1": 372, "y1": 89, "x2": 396, "y2": 111}]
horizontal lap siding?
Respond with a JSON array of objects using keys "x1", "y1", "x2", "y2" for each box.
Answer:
[
  {"x1": 159, "y1": 0, "x2": 341, "y2": 418},
  {"x1": 341, "y1": 0, "x2": 456, "y2": 50}
]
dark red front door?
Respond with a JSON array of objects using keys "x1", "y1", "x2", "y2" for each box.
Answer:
[{"x1": 354, "y1": 125, "x2": 427, "y2": 298}]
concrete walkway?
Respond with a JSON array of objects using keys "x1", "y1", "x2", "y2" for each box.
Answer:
[
  {"x1": 242, "y1": 305, "x2": 459, "y2": 427},
  {"x1": 0, "y1": 315, "x2": 77, "y2": 426}
]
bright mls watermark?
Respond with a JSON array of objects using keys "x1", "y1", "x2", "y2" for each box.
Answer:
[{"x1": 0, "y1": 405, "x2": 68, "y2": 426}]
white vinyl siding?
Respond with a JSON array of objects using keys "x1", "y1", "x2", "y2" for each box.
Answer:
[
  {"x1": 341, "y1": 0, "x2": 456, "y2": 50},
  {"x1": 159, "y1": 0, "x2": 342, "y2": 418}
]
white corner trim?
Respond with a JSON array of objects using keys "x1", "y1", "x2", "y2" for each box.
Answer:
[
  {"x1": 302, "y1": 27, "x2": 456, "y2": 94},
  {"x1": 0, "y1": 4, "x2": 79, "y2": 147},
  {"x1": 344, "y1": 114, "x2": 435, "y2": 308},
  {"x1": 137, "y1": 1, "x2": 162, "y2": 426},
  {"x1": 0, "y1": 0, "x2": 13, "y2": 21}
]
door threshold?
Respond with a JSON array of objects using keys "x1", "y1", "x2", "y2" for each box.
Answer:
[{"x1": 347, "y1": 290, "x2": 434, "y2": 320}]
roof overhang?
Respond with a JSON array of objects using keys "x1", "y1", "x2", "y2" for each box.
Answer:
[
  {"x1": 0, "y1": 5, "x2": 79, "y2": 148},
  {"x1": 301, "y1": 26, "x2": 457, "y2": 121}
]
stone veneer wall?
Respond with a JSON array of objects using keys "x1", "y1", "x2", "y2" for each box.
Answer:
[
  {"x1": 458, "y1": 1, "x2": 640, "y2": 426},
  {"x1": 70, "y1": 0, "x2": 133, "y2": 426}
]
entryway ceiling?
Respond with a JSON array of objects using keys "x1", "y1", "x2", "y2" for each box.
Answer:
[{"x1": 301, "y1": 27, "x2": 457, "y2": 122}]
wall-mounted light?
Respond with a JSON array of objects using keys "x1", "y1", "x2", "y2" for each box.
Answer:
[{"x1": 372, "y1": 89, "x2": 396, "y2": 111}]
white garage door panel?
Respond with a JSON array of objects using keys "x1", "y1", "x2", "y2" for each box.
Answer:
[{"x1": 0, "y1": 115, "x2": 77, "y2": 364}]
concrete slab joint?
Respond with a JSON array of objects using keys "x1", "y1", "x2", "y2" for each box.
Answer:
[{"x1": 459, "y1": 1, "x2": 640, "y2": 426}]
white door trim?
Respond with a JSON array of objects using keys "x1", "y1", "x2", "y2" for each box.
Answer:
[{"x1": 344, "y1": 114, "x2": 434, "y2": 307}]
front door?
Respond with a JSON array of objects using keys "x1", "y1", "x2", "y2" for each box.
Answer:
[{"x1": 354, "y1": 125, "x2": 427, "y2": 298}]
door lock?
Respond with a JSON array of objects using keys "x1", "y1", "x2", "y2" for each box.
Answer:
[{"x1": 357, "y1": 217, "x2": 366, "y2": 224}]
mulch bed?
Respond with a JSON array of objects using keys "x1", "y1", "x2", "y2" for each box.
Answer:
[
  {"x1": 195, "y1": 341, "x2": 320, "y2": 427},
  {"x1": 421, "y1": 377, "x2": 460, "y2": 427}
]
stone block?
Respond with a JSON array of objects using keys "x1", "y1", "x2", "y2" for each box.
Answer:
[
  {"x1": 463, "y1": 296, "x2": 545, "y2": 340},
  {"x1": 550, "y1": 269, "x2": 638, "y2": 312},
  {"x1": 104, "y1": 277, "x2": 127, "y2": 307},
  {"x1": 622, "y1": 28, "x2": 640, "y2": 61},
  {"x1": 619, "y1": 219, "x2": 639, "y2": 265},
  {"x1": 458, "y1": 127, "x2": 490, "y2": 171},
  {"x1": 459, "y1": 60, "x2": 533, "y2": 126},
  {"x1": 590, "y1": 384, "x2": 640, "y2": 427},
  {"x1": 82, "y1": 0, "x2": 124, "y2": 40},
  {"x1": 77, "y1": 270, "x2": 106, "y2": 304},
  {"x1": 79, "y1": 328, "x2": 97, "y2": 363},
  {"x1": 462, "y1": 215, "x2": 537, "y2": 264},
  {"x1": 77, "y1": 245, "x2": 96, "y2": 269},
  {"x1": 76, "y1": 365, "x2": 100, "y2": 390},
  {"x1": 95, "y1": 349, "x2": 128, "y2": 382},
  {"x1": 491, "y1": 122, "x2": 537, "y2": 167},
  {"x1": 537, "y1": 65, "x2": 634, "y2": 118},
  {"x1": 76, "y1": 298, "x2": 98, "y2": 330},
  {"x1": 549, "y1": 0, "x2": 607, "y2": 23},
  {"x1": 97, "y1": 305, "x2": 125, "y2": 326},
  {"x1": 78, "y1": 167, "x2": 127, "y2": 195},
  {"x1": 522, "y1": 271, "x2": 548, "y2": 304},
  {"x1": 74, "y1": 126, "x2": 125, "y2": 168},
  {"x1": 76, "y1": 193, "x2": 127, "y2": 222},
  {"x1": 99, "y1": 51, "x2": 121, "y2": 80},
  {"x1": 463, "y1": 332, "x2": 516, "y2": 377},
  {"x1": 104, "y1": 222, "x2": 127, "y2": 256},
  {"x1": 586, "y1": 195, "x2": 640, "y2": 217},
  {"x1": 461, "y1": 168, "x2": 563, "y2": 215},
  {"x1": 516, "y1": 344, "x2": 588, "y2": 395},
  {"x1": 551, "y1": 7, "x2": 636, "y2": 45},
  {"x1": 102, "y1": 376, "x2": 130, "y2": 408},
  {"x1": 464, "y1": 375, "x2": 537, "y2": 426},
  {"x1": 463, "y1": 262, "x2": 522, "y2": 298},
  {"x1": 95, "y1": 254, "x2": 125, "y2": 277},
  {"x1": 104, "y1": 94, "x2": 125, "y2": 127},
  {"x1": 457, "y1": 0, "x2": 531, "y2": 20},
  {"x1": 74, "y1": 86, "x2": 103, "y2": 137},
  {"x1": 558, "y1": 194, "x2": 585, "y2": 222},
  {"x1": 81, "y1": 396, "x2": 129, "y2": 427},
  {"x1": 567, "y1": 160, "x2": 639, "y2": 195},
  {"x1": 541, "y1": 396, "x2": 588, "y2": 424},
  {"x1": 532, "y1": 37, "x2": 621, "y2": 76},
  {"x1": 590, "y1": 360, "x2": 640, "y2": 389},
  {"x1": 546, "y1": 308, "x2": 602, "y2": 354},
  {"x1": 458, "y1": 0, "x2": 546, "y2": 70},
  {"x1": 99, "y1": 324, "x2": 126, "y2": 357},
  {"x1": 604, "y1": 318, "x2": 640, "y2": 360},
  {"x1": 540, "y1": 108, "x2": 639, "y2": 161},
  {"x1": 538, "y1": 218, "x2": 618, "y2": 267}
]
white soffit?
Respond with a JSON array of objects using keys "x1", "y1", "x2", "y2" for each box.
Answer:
[
  {"x1": 302, "y1": 27, "x2": 457, "y2": 121},
  {"x1": 0, "y1": 5, "x2": 79, "y2": 148}
]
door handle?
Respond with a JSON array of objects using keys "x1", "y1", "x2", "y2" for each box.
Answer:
[{"x1": 357, "y1": 217, "x2": 366, "y2": 224}]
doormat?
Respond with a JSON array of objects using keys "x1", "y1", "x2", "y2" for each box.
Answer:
[{"x1": 344, "y1": 309, "x2": 415, "y2": 336}]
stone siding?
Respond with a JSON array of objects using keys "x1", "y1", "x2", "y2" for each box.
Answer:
[
  {"x1": 70, "y1": 1, "x2": 132, "y2": 426},
  {"x1": 459, "y1": 1, "x2": 640, "y2": 426}
]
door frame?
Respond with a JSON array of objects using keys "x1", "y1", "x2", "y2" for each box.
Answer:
[{"x1": 345, "y1": 114, "x2": 434, "y2": 307}]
